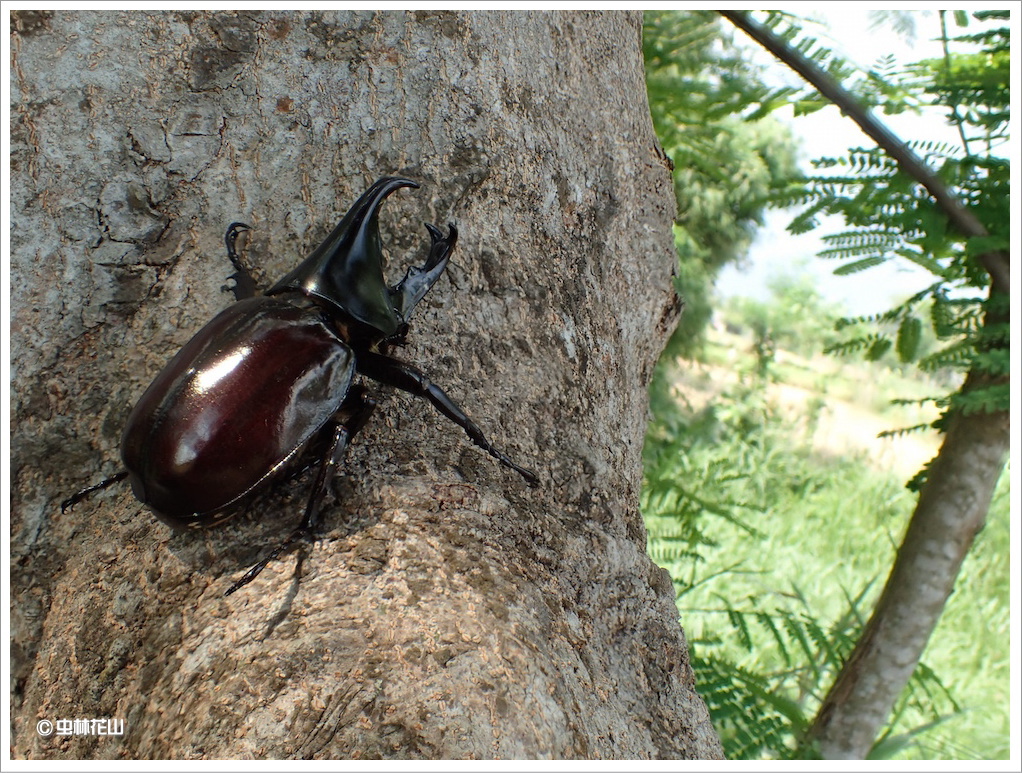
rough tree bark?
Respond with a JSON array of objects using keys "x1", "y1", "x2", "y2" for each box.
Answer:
[
  {"x1": 9, "y1": 10, "x2": 722, "y2": 760},
  {"x1": 720, "y1": 10, "x2": 1011, "y2": 760}
]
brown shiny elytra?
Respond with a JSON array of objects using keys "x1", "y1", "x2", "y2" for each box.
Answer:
[{"x1": 63, "y1": 177, "x2": 537, "y2": 595}]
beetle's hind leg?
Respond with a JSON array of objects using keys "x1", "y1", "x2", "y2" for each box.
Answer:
[
  {"x1": 223, "y1": 222, "x2": 259, "y2": 301},
  {"x1": 357, "y1": 352, "x2": 539, "y2": 487},
  {"x1": 224, "y1": 387, "x2": 377, "y2": 597},
  {"x1": 61, "y1": 470, "x2": 129, "y2": 513}
]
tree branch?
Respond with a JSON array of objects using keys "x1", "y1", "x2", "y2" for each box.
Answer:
[
  {"x1": 718, "y1": 10, "x2": 1010, "y2": 296},
  {"x1": 938, "y1": 10, "x2": 973, "y2": 157}
]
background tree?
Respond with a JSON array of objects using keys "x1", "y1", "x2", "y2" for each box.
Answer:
[
  {"x1": 9, "y1": 10, "x2": 723, "y2": 759},
  {"x1": 638, "y1": 8, "x2": 1008, "y2": 760},
  {"x1": 719, "y1": 10, "x2": 1010, "y2": 759}
]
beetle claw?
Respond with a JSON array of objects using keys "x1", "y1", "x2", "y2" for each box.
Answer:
[
  {"x1": 224, "y1": 222, "x2": 258, "y2": 301},
  {"x1": 224, "y1": 527, "x2": 313, "y2": 597},
  {"x1": 59, "y1": 470, "x2": 129, "y2": 513}
]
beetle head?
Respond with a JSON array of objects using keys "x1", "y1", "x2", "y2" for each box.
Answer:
[{"x1": 268, "y1": 177, "x2": 419, "y2": 336}]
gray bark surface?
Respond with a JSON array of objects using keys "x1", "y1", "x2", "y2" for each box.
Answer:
[{"x1": 10, "y1": 10, "x2": 722, "y2": 759}]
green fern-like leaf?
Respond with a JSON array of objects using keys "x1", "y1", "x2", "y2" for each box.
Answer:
[
  {"x1": 878, "y1": 423, "x2": 937, "y2": 439},
  {"x1": 951, "y1": 383, "x2": 1009, "y2": 415},
  {"x1": 894, "y1": 248, "x2": 951, "y2": 278},
  {"x1": 824, "y1": 336, "x2": 872, "y2": 356},
  {"x1": 866, "y1": 337, "x2": 893, "y2": 362},
  {"x1": 834, "y1": 256, "x2": 887, "y2": 275},
  {"x1": 756, "y1": 611, "x2": 792, "y2": 666},
  {"x1": 917, "y1": 340, "x2": 972, "y2": 372},
  {"x1": 896, "y1": 316, "x2": 923, "y2": 362}
]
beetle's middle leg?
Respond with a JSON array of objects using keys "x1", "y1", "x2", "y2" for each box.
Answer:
[
  {"x1": 224, "y1": 387, "x2": 377, "y2": 596},
  {"x1": 357, "y1": 352, "x2": 539, "y2": 487}
]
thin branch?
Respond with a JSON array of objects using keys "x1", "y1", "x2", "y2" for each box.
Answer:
[
  {"x1": 718, "y1": 10, "x2": 1009, "y2": 296},
  {"x1": 939, "y1": 10, "x2": 972, "y2": 157}
]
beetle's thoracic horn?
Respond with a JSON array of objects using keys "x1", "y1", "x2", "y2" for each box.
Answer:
[
  {"x1": 268, "y1": 177, "x2": 419, "y2": 335},
  {"x1": 389, "y1": 222, "x2": 458, "y2": 324}
]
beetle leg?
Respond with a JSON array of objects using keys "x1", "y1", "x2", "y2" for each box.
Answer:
[
  {"x1": 389, "y1": 223, "x2": 458, "y2": 324},
  {"x1": 357, "y1": 352, "x2": 539, "y2": 487},
  {"x1": 223, "y1": 222, "x2": 259, "y2": 301},
  {"x1": 224, "y1": 388, "x2": 377, "y2": 597},
  {"x1": 380, "y1": 321, "x2": 412, "y2": 352},
  {"x1": 302, "y1": 386, "x2": 378, "y2": 535},
  {"x1": 60, "y1": 470, "x2": 129, "y2": 513}
]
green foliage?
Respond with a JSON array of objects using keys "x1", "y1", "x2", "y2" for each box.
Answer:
[
  {"x1": 644, "y1": 380, "x2": 776, "y2": 577},
  {"x1": 693, "y1": 585, "x2": 962, "y2": 760},
  {"x1": 643, "y1": 11, "x2": 802, "y2": 358},
  {"x1": 641, "y1": 9, "x2": 1010, "y2": 761},
  {"x1": 763, "y1": 10, "x2": 1011, "y2": 470},
  {"x1": 920, "y1": 11, "x2": 1010, "y2": 151},
  {"x1": 643, "y1": 350, "x2": 1004, "y2": 758},
  {"x1": 756, "y1": 10, "x2": 924, "y2": 116},
  {"x1": 896, "y1": 316, "x2": 923, "y2": 363}
]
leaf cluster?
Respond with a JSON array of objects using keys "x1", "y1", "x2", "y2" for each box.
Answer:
[
  {"x1": 755, "y1": 10, "x2": 926, "y2": 117},
  {"x1": 693, "y1": 586, "x2": 960, "y2": 759},
  {"x1": 643, "y1": 383, "x2": 770, "y2": 572},
  {"x1": 644, "y1": 375, "x2": 961, "y2": 758},
  {"x1": 762, "y1": 10, "x2": 1010, "y2": 475}
]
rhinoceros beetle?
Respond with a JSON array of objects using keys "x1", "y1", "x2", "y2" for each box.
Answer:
[{"x1": 63, "y1": 177, "x2": 538, "y2": 595}]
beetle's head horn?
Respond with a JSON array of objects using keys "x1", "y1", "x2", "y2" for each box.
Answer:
[{"x1": 267, "y1": 177, "x2": 419, "y2": 335}]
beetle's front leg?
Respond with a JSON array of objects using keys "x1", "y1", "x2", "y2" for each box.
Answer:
[
  {"x1": 223, "y1": 222, "x2": 259, "y2": 301},
  {"x1": 224, "y1": 387, "x2": 377, "y2": 596},
  {"x1": 357, "y1": 351, "x2": 538, "y2": 487},
  {"x1": 380, "y1": 322, "x2": 412, "y2": 353}
]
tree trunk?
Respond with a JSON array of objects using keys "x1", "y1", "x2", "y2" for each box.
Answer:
[
  {"x1": 809, "y1": 375, "x2": 1008, "y2": 758},
  {"x1": 10, "y1": 10, "x2": 722, "y2": 760},
  {"x1": 807, "y1": 304, "x2": 1010, "y2": 758}
]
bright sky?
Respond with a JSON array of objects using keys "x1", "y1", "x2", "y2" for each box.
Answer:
[{"x1": 717, "y1": 7, "x2": 1010, "y2": 317}]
